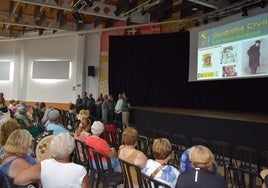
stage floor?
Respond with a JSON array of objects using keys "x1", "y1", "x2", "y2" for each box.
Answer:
[{"x1": 132, "y1": 106, "x2": 268, "y2": 124}]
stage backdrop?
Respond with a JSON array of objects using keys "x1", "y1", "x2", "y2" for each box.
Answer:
[{"x1": 109, "y1": 32, "x2": 268, "y2": 113}]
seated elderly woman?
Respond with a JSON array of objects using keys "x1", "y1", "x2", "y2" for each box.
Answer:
[
  {"x1": 142, "y1": 138, "x2": 180, "y2": 188},
  {"x1": 14, "y1": 132, "x2": 90, "y2": 188},
  {"x1": 175, "y1": 145, "x2": 227, "y2": 188},
  {"x1": 0, "y1": 129, "x2": 37, "y2": 188},
  {"x1": 15, "y1": 106, "x2": 40, "y2": 139},
  {"x1": 118, "y1": 127, "x2": 148, "y2": 186},
  {"x1": 85, "y1": 121, "x2": 120, "y2": 172},
  {"x1": 46, "y1": 109, "x2": 69, "y2": 135},
  {"x1": 0, "y1": 119, "x2": 21, "y2": 159}
]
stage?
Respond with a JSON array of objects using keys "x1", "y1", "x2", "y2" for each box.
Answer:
[{"x1": 129, "y1": 106, "x2": 268, "y2": 151}]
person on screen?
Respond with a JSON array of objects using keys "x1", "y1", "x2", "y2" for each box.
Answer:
[
  {"x1": 247, "y1": 40, "x2": 261, "y2": 74},
  {"x1": 222, "y1": 65, "x2": 237, "y2": 77}
]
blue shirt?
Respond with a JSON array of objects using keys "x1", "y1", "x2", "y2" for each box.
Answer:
[{"x1": 46, "y1": 123, "x2": 68, "y2": 135}]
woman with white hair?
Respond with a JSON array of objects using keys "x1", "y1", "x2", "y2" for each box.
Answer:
[
  {"x1": 85, "y1": 121, "x2": 120, "y2": 172},
  {"x1": 14, "y1": 132, "x2": 90, "y2": 188},
  {"x1": 46, "y1": 109, "x2": 68, "y2": 135},
  {"x1": 175, "y1": 145, "x2": 227, "y2": 188}
]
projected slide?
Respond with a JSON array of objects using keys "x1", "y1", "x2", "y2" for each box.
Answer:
[{"x1": 197, "y1": 12, "x2": 268, "y2": 80}]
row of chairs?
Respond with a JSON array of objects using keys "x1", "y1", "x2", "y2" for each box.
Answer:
[{"x1": 72, "y1": 139, "x2": 171, "y2": 188}]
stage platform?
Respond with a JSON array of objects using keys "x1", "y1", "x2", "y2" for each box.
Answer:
[
  {"x1": 132, "y1": 106, "x2": 268, "y2": 124},
  {"x1": 130, "y1": 106, "x2": 268, "y2": 151}
]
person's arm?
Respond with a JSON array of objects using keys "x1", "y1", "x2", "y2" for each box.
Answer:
[
  {"x1": 14, "y1": 163, "x2": 41, "y2": 186},
  {"x1": 82, "y1": 173, "x2": 90, "y2": 188},
  {"x1": 23, "y1": 118, "x2": 34, "y2": 127}
]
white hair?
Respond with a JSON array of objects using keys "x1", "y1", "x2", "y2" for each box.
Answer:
[{"x1": 50, "y1": 133, "x2": 75, "y2": 158}]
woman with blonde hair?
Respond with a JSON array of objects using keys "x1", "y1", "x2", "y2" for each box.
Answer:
[
  {"x1": 0, "y1": 129, "x2": 37, "y2": 188},
  {"x1": 175, "y1": 145, "x2": 227, "y2": 188},
  {"x1": 0, "y1": 119, "x2": 20, "y2": 159},
  {"x1": 142, "y1": 138, "x2": 180, "y2": 188},
  {"x1": 118, "y1": 127, "x2": 147, "y2": 187}
]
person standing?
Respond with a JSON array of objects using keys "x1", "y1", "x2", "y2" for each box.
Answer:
[
  {"x1": 114, "y1": 93, "x2": 123, "y2": 123},
  {"x1": 108, "y1": 94, "x2": 116, "y2": 124},
  {"x1": 87, "y1": 93, "x2": 96, "y2": 117},
  {"x1": 75, "y1": 94, "x2": 83, "y2": 113},
  {"x1": 82, "y1": 92, "x2": 89, "y2": 110},
  {"x1": 101, "y1": 94, "x2": 109, "y2": 123},
  {"x1": 122, "y1": 92, "x2": 131, "y2": 127},
  {"x1": 247, "y1": 40, "x2": 261, "y2": 74},
  {"x1": 95, "y1": 93, "x2": 103, "y2": 120}
]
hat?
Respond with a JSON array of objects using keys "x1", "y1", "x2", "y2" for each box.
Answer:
[
  {"x1": 91, "y1": 121, "x2": 104, "y2": 136},
  {"x1": 260, "y1": 169, "x2": 268, "y2": 187}
]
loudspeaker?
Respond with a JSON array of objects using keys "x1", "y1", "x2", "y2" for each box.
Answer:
[{"x1": 88, "y1": 66, "x2": 95, "y2": 77}]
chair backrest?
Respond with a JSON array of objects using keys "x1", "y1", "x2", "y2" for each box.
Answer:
[
  {"x1": 73, "y1": 139, "x2": 92, "y2": 171},
  {"x1": 232, "y1": 145, "x2": 258, "y2": 173},
  {"x1": 137, "y1": 135, "x2": 151, "y2": 158},
  {"x1": 141, "y1": 173, "x2": 171, "y2": 188},
  {"x1": 88, "y1": 147, "x2": 123, "y2": 187},
  {"x1": 226, "y1": 165, "x2": 263, "y2": 188},
  {"x1": 119, "y1": 159, "x2": 144, "y2": 188},
  {"x1": 0, "y1": 171, "x2": 15, "y2": 188}
]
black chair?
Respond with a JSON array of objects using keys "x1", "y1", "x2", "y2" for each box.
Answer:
[
  {"x1": 191, "y1": 136, "x2": 210, "y2": 147},
  {"x1": 226, "y1": 165, "x2": 263, "y2": 188},
  {"x1": 232, "y1": 145, "x2": 259, "y2": 173},
  {"x1": 141, "y1": 173, "x2": 171, "y2": 188},
  {"x1": 170, "y1": 134, "x2": 188, "y2": 168},
  {"x1": 0, "y1": 171, "x2": 15, "y2": 188},
  {"x1": 88, "y1": 146, "x2": 124, "y2": 188},
  {"x1": 73, "y1": 140, "x2": 96, "y2": 188},
  {"x1": 209, "y1": 140, "x2": 232, "y2": 180},
  {"x1": 137, "y1": 135, "x2": 151, "y2": 158},
  {"x1": 119, "y1": 159, "x2": 144, "y2": 188}
]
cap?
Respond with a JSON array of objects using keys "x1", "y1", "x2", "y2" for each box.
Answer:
[{"x1": 91, "y1": 121, "x2": 104, "y2": 136}]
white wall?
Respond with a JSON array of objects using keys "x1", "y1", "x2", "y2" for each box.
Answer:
[
  {"x1": 0, "y1": 33, "x2": 101, "y2": 104},
  {"x1": 84, "y1": 32, "x2": 101, "y2": 99}
]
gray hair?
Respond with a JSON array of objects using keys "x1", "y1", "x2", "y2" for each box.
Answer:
[
  {"x1": 48, "y1": 109, "x2": 60, "y2": 121},
  {"x1": 50, "y1": 133, "x2": 75, "y2": 158},
  {"x1": 17, "y1": 106, "x2": 26, "y2": 114}
]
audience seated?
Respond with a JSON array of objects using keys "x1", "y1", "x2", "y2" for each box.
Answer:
[
  {"x1": 0, "y1": 111, "x2": 10, "y2": 125},
  {"x1": 85, "y1": 121, "x2": 121, "y2": 172},
  {"x1": 175, "y1": 145, "x2": 227, "y2": 188},
  {"x1": 14, "y1": 132, "x2": 90, "y2": 188},
  {"x1": 142, "y1": 138, "x2": 180, "y2": 188},
  {"x1": 15, "y1": 106, "x2": 40, "y2": 139},
  {"x1": 46, "y1": 109, "x2": 68, "y2": 135},
  {"x1": 118, "y1": 127, "x2": 147, "y2": 187},
  {"x1": 0, "y1": 119, "x2": 21, "y2": 159},
  {"x1": 39, "y1": 102, "x2": 46, "y2": 119},
  {"x1": 0, "y1": 130, "x2": 37, "y2": 187},
  {"x1": 180, "y1": 148, "x2": 192, "y2": 173},
  {"x1": 74, "y1": 110, "x2": 91, "y2": 142},
  {"x1": 0, "y1": 92, "x2": 6, "y2": 109}
]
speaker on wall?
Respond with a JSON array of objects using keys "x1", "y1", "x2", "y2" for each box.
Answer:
[{"x1": 88, "y1": 66, "x2": 95, "y2": 77}]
